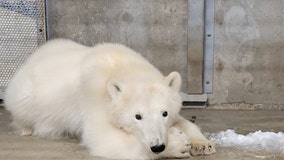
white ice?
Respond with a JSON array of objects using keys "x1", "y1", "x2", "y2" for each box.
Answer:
[{"x1": 210, "y1": 129, "x2": 284, "y2": 153}]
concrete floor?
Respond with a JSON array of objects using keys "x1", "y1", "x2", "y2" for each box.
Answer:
[{"x1": 0, "y1": 106, "x2": 284, "y2": 160}]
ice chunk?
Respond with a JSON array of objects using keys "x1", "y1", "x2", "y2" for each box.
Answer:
[{"x1": 210, "y1": 129, "x2": 284, "y2": 153}]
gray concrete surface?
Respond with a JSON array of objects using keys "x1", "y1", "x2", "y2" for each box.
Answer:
[
  {"x1": 1, "y1": 107, "x2": 283, "y2": 160},
  {"x1": 46, "y1": 0, "x2": 189, "y2": 92},
  {"x1": 210, "y1": 0, "x2": 284, "y2": 107}
]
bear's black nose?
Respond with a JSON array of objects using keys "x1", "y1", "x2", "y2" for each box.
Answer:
[{"x1": 150, "y1": 144, "x2": 165, "y2": 154}]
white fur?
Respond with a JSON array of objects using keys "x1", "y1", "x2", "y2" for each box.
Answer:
[{"x1": 4, "y1": 39, "x2": 215, "y2": 159}]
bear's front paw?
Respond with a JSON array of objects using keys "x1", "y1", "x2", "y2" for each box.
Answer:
[
  {"x1": 20, "y1": 127, "x2": 33, "y2": 136},
  {"x1": 163, "y1": 127, "x2": 191, "y2": 158},
  {"x1": 190, "y1": 140, "x2": 216, "y2": 156}
]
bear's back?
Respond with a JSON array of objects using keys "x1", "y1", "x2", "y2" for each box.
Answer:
[{"x1": 84, "y1": 43, "x2": 164, "y2": 82}]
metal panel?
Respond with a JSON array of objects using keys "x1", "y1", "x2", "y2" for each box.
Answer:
[
  {"x1": 187, "y1": 0, "x2": 205, "y2": 94},
  {"x1": 0, "y1": 0, "x2": 46, "y2": 99},
  {"x1": 203, "y1": 0, "x2": 215, "y2": 93},
  {"x1": 46, "y1": 0, "x2": 188, "y2": 91}
]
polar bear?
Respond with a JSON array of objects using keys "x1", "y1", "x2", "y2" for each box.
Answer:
[{"x1": 4, "y1": 39, "x2": 215, "y2": 159}]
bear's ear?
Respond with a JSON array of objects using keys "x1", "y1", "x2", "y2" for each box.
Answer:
[
  {"x1": 107, "y1": 80, "x2": 123, "y2": 99},
  {"x1": 163, "y1": 72, "x2": 181, "y2": 91}
]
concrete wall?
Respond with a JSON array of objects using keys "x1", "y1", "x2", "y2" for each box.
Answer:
[
  {"x1": 46, "y1": 0, "x2": 209, "y2": 94},
  {"x1": 46, "y1": 0, "x2": 284, "y2": 108},
  {"x1": 209, "y1": 0, "x2": 284, "y2": 108},
  {"x1": 46, "y1": 0, "x2": 189, "y2": 92}
]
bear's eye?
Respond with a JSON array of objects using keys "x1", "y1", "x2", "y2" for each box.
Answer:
[
  {"x1": 135, "y1": 114, "x2": 143, "y2": 120},
  {"x1": 162, "y1": 111, "x2": 168, "y2": 117}
]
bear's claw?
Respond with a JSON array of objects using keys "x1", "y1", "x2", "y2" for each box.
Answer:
[{"x1": 190, "y1": 140, "x2": 216, "y2": 156}]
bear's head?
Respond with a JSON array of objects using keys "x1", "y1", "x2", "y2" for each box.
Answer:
[{"x1": 106, "y1": 72, "x2": 182, "y2": 154}]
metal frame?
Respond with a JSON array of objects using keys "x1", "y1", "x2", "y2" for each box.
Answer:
[
  {"x1": 183, "y1": 0, "x2": 214, "y2": 107},
  {"x1": 203, "y1": 0, "x2": 215, "y2": 93}
]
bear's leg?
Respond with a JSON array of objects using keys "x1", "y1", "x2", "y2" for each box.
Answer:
[
  {"x1": 173, "y1": 115, "x2": 216, "y2": 156},
  {"x1": 10, "y1": 116, "x2": 33, "y2": 136}
]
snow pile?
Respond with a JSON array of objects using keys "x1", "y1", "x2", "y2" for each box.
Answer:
[{"x1": 210, "y1": 129, "x2": 284, "y2": 153}]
